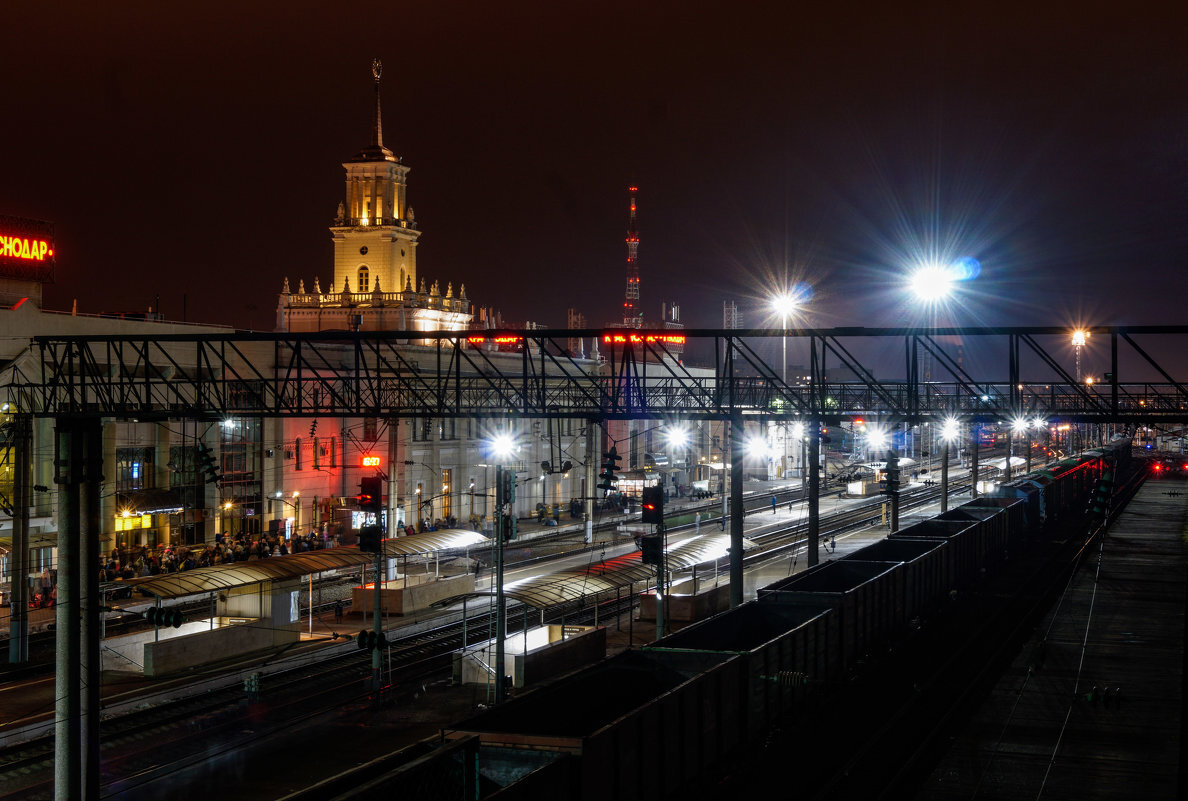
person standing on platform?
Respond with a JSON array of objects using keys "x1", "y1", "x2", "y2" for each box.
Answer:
[{"x1": 771, "y1": 494, "x2": 778, "y2": 514}]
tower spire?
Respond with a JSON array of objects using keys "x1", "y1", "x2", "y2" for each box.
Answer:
[
  {"x1": 623, "y1": 185, "x2": 641, "y2": 328},
  {"x1": 371, "y1": 58, "x2": 383, "y2": 148}
]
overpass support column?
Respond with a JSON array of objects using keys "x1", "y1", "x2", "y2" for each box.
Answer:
[
  {"x1": 729, "y1": 416, "x2": 745, "y2": 607},
  {"x1": 940, "y1": 440, "x2": 950, "y2": 513},
  {"x1": 808, "y1": 420, "x2": 820, "y2": 568},
  {"x1": 584, "y1": 424, "x2": 595, "y2": 544},
  {"x1": 970, "y1": 426, "x2": 980, "y2": 500},
  {"x1": 8, "y1": 415, "x2": 30, "y2": 664},
  {"x1": 80, "y1": 418, "x2": 102, "y2": 801},
  {"x1": 54, "y1": 418, "x2": 84, "y2": 801}
]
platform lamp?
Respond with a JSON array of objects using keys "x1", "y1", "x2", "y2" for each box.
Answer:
[
  {"x1": 770, "y1": 288, "x2": 808, "y2": 480},
  {"x1": 486, "y1": 431, "x2": 518, "y2": 703},
  {"x1": 938, "y1": 417, "x2": 960, "y2": 512}
]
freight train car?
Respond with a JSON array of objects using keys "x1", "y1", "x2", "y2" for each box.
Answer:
[
  {"x1": 645, "y1": 602, "x2": 838, "y2": 740},
  {"x1": 428, "y1": 438, "x2": 1135, "y2": 801},
  {"x1": 991, "y1": 436, "x2": 1131, "y2": 526}
]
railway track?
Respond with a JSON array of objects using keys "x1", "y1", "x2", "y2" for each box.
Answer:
[{"x1": 0, "y1": 460, "x2": 1004, "y2": 797}]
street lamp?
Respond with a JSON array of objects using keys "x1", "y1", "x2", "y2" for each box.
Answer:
[
  {"x1": 770, "y1": 292, "x2": 800, "y2": 384},
  {"x1": 665, "y1": 425, "x2": 690, "y2": 495},
  {"x1": 908, "y1": 262, "x2": 958, "y2": 384},
  {"x1": 1008, "y1": 416, "x2": 1030, "y2": 482},
  {"x1": 1072, "y1": 329, "x2": 1089, "y2": 382},
  {"x1": 771, "y1": 287, "x2": 809, "y2": 483}
]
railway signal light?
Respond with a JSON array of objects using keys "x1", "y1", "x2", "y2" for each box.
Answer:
[
  {"x1": 597, "y1": 446, "x2": 621, "y2": 491},
  {"x1": 358, "y1": 524, "x2": 383, "y2": 553},
  {"x1": 145, "y1": 607, "x2": 183, "y2": 628},
  {"x1": 884, "y1": 451, "x2": 900, "y2": 494},
  {"x1": 356, "y1": 629, "x2": 386, "y2": 650},
  {"x1": 641, "y1": 485, "x2": 664, "y2": 524},
  {"x1": 358, "y1": 476, "x2": 383, "y2": 512},
  {"x1": 197, "y1": 444, "x2": 220, "y2": 484},
  {"x1": 640, "y1": 534, "x2": 663, "y2": 566}
]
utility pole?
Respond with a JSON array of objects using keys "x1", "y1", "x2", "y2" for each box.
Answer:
[
  {"x1": 494, "y1": 466, "x2": 514, "y2": 703},
  {"x1": 8, "y1": 414, "x2": 30, "y2": 664},
  {"x1": 885, "y1": 448, "x2": 901, "y2": 533},
  {"x1": 940, "y1": 438, "x2": 950, "y2": 513},
  {"x1": 970, "y1": 427, "x2": 980, "y2": 500}
]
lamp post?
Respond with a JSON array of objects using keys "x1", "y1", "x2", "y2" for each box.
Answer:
[
  {"x1": 939, "y1": 417, "x2": 959, "y2": 513},
  {"x1": 771, "y1": 292, "x2": 799, "y2": 481},
  {"x1": 1072, "y1": 329, "x2": 1088, "y2": 382},
  {"x1": 486, "y1": 432, "x2": 517, "y2": 704}
]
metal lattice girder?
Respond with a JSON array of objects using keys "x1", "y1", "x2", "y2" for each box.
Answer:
[{"x1": 7, "y1": 326, "x2": 1188, "y2": 423}]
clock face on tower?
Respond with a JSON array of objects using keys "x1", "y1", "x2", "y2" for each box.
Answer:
[{"x1": 359, "y1": 246, "x2": 368, "y2": 255}]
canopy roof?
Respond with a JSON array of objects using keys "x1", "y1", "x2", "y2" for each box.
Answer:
[
  {"x1": 437, "y1": 533, "x2": 748, "y2": 611},
  {"x1": 116, "y1": 529, "x2": 489, "y2": 600}
]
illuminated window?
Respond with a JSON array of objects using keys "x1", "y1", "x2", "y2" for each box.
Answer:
[{"x1": 358, "y1": 266, "x2": 370, "y2": 293}]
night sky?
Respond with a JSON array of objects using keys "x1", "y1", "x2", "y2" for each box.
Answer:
[{"x1": 3, "y1": 2, "x2": 1185, "y2": 335}]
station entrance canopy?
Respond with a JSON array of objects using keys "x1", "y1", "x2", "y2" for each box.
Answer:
[
  {"x1": 120, "y1": 529, "x2": 487, "y2": 601},
  {"x1": 5, "y1": 326, "x2": 1188, "y2": 424}
]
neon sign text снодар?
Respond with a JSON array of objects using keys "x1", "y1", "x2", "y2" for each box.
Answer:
[{"x1": 0, "y1": 235, "x2": 51, "y2": 261}]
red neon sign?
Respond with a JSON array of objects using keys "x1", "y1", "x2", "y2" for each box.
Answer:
[
  {"x1": 467, "y1": 335, "x2": 523, "y2": 345},
  {"x1": 601, "y1": 332, "x2": 687, "y2": 346},
  {"x1": 361, "y1": 455, "x2": 381, "y2": 467},
  {"x1": 0, "y1": 234, "x2": 51, "y2": 262}
]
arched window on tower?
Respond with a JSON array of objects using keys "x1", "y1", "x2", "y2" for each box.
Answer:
[{"x1": 357, "y1": 266, "x2": 370, "y2": 293}]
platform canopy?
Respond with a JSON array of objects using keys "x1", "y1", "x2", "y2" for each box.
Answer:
[
  {"x1": 115, "y1": 529, "x2": 491, "y2": 600},
  {"x1": 436, "y1": 532, "x2": 744, "y2": 611}
]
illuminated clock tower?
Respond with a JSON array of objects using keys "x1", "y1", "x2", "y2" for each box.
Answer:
[
  {"x1": 330, "y1": 58, "x2": 418, "y2": 296},
  {"x1": 277, "y1": 60, "x2": 471, "y2": 334}
]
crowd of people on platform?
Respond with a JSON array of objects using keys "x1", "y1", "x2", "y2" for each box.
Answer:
[{"x1": 98, "y1": 530, "x2": 341, "y2": 582}]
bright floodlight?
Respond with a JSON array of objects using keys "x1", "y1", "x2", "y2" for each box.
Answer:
[
  {"x1": 489, "y1": 433, "x2": 516, "y2": 458},
  {"x1": 1072, "y1": 329, "x2": 1088, "y2": 347},
  {"x1": 1032, "y1": 417, "x2": 1046, "y2": 430},
  {"x1": 771, "y1": 292, "x2": 798, "y2": 321},
  {"x1": 745, "y1": 437, "x2": 771, "y2": 459},
  {"x1": 1011, "y1": 417, "x2": 1030, "y2": 435},
  {"x1": 940, "y1": 417, "x2": 960, "y2": 442},
  {"x1": 666, "y1": 426, "x2": 690, "y2": 449},
  {"x1": 909, "y1": 264, "x2": 955, "y2": 302},
  {"x1": 866, "y1": 427, "x2": 888, "y2": 450}
]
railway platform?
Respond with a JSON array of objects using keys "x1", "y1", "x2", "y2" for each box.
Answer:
[{"x1": 914, "y1": 476, "x2": 1188, "y2": 799}]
